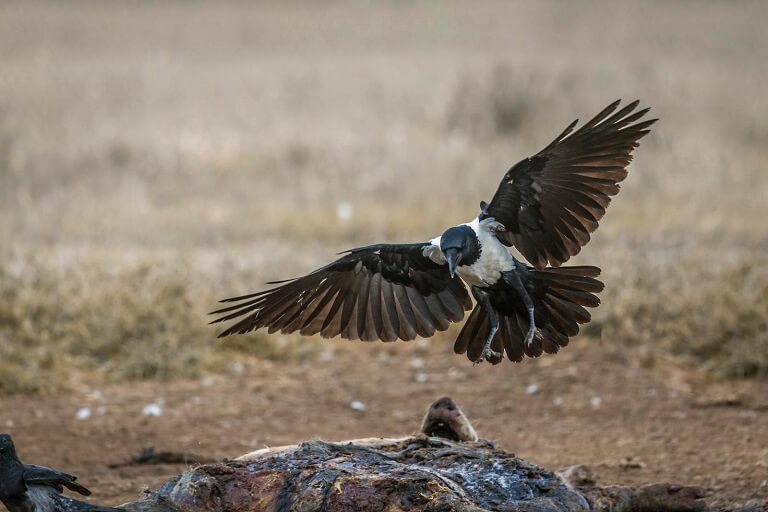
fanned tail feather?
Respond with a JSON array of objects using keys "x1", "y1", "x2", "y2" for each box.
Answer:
[{"x1": 454, "y1": 265, "x2": 604, "y2": 364}]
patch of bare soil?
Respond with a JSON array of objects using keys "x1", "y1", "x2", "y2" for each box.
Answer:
[{"x1": 1, "y1": 341, "x2": 766, "y2": 510}]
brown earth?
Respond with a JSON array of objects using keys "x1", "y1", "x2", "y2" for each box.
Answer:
[{"x1": 1, "y1": 341, "x2": 766, "y2": 510}]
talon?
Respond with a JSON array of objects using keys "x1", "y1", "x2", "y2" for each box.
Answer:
[
  {"x1": 473, "y1": 347, "x2": 502, "y2": 365},
  {"x1": 524, "y1": 306, "x2": 536, "y2": 347},
  {"x1": 484, "y1": 349, "x2": 503, "y2": 363},
  {"x1": 524, "y1": 326, "x2": 536, "y2": 347},
  {"x1": 473, "y1": 353, "x2": 487, "y2": 365}
]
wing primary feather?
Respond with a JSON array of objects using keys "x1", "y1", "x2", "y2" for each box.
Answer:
[
  {"x1": 378, "y1": 278, "x2": 399, "y2": 342},
  {"x1": 540, "y1": 118, "x2": 579, "y2": 153},
  {"x1": 571, "y1": 99, "x2": 621, "y2": 134},
  {"x1": 364, "y1": 272, "x2": 384, "y2": 341},
  {"x1": 213, "y1": 244, "x2": 470, "y2": 342},
  {"x1": 406, "y1": 286, "x2": 436, "y2": 337},
  {"x1": 484, "y1": 100, "x2": 654, "y2": 268},
  {"x1": 601, "y1": 99, "x2": 640, "y2": 125},
  {"x1": 393, "y1": 284, "x2": 419, "y2": 340},
  {"x1": 355, "y1": 267, "x2": 373, "y2": 340}
]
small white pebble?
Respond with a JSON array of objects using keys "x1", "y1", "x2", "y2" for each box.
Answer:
[
  {"x1": 349, "y1": 400, "x2": 367, "y2": 411},
  {"x1": 319, "y1": 350, "x2": 335, "y2": 362},
  {"x1": 201, "y1": 376, "x2": 215, "y2": 387},
  {"x1": 336, "y1": 202, "x2": 353, "y2": 221},
  {"x1": 414, "y1": 373, "x2": 428, "y2": 383},
  {"x1": 553, "y1": 396, "x2": 564, "y2": 406},
  {"x1": 231, "y1": 361, "x2": 245, "y2": 374},
  {"x1": 415, "y1": 338, "x2": 430, "y2": 350},
  {"x1": 761, "y1": 479, "x2": 767, "y2": 488},
  {"x1": 590, "y1": 396, "x2": 603, "y2": 408},
  {"x1": 75, "y1": 408, "x2": 92, "y2": 420},
  {"x1": 410, "y1": 357, "x2": 425, "y2": 369},
  {"x1": 142, "y1": 403, "x2": 164, "y2": 417},
  {"x1": 4, "y1": 420, "x2": 14, "y2": 428},
  {"x1": 525, "y1": 384, "x2": 539, "y2": 395}
]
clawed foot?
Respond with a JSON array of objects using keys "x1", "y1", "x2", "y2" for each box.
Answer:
[
  {"x1": 473, "y1": 346, "x2": 503, "y2": 365},
  {"x1": 523, "y1": 325, "x2": 537, "y2": 348},
  {"x1": 524, "y1": 307, "x2": 538, "y2": 348}
]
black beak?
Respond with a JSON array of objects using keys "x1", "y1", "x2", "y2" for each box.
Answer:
[{"x1": 445, "y1": 249, "x2": 461, "y2": 278}]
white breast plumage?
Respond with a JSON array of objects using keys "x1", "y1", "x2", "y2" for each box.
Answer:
[{"x1": 456, "y1": 217, "x2": 515, "y2": 287}]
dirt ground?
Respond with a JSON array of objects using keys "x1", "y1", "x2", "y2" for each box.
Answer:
[{"x1": 2, "y1": 341, "x2": 766, "y2": 510}]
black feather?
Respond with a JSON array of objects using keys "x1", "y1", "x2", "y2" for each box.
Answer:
[
  {"x1": 485, "y1": 100, "x2": 656, "y2": 268},
  {"x1": 211, "y1": 243, "x2": 471, "y2": 343}
]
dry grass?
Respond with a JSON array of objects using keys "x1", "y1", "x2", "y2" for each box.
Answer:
[
  {"x1": 0, "y1": 1, "x2": 766, "y2": 393},
  {"x1": 597, "y1": 256, "x2": 768, "y2": 379},
  {"x1": 0, "y1": 259, "x2": 322, "y2": 393}
]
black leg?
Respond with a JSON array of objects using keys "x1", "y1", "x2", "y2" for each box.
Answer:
[
  {"x1": 502, "y1": 270, "x2": 537, "y2": 347},
  {"x1": 470, "y1": 286, "x2": 503, "y2": 364}
]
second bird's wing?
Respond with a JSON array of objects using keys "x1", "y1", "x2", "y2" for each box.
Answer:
[
  {"x1": 22, "y1": 465, "x2": 91, "y2": 496},
  {"x1": 211, "y1": 243, "x2": 472, "y2": 342},
  {"x1": 484, "y1": 100, "x2": 657, "y2": 269}
]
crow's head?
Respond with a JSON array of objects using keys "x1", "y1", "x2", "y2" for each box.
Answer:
[
  {"x1": 0, "y1": 434, "x2": 19, "y2": 463},
  {"x1": 0, "y1": 434, "x2": 22, "y2": 490},
  {"x1": 440, "y1": 225, "x2": 480, "y2": 278}
]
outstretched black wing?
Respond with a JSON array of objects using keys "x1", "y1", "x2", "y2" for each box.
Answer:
[
  {"x1": 485, "y1": 100, "x2": 657, "y2": 269},
  {"x1": 211, "y1": 243, "x2": 472, "y2": 342},
  {"x1": 22, "y1": 465, "x2": 91, "y2": 496}
]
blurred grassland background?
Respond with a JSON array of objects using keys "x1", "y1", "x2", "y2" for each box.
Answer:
[{"x1": 1, "y1": 1, "x2": 766, "y2": 393}]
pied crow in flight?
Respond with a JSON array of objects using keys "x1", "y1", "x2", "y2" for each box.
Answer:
[{"x1": 211, "y1": 100, "x2": 656, "y2": 364}]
